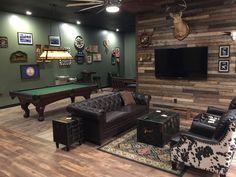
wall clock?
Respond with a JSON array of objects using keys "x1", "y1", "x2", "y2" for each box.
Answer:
[
  {"x1": 74, "y1": 35, "x2": 85, "y2": 50},
  {"x1": 139, "y1": 32, "x2": 151, "y2": 48},
  {"x1": 138, "y1": 30, "x2": 154, "y2": 48}
]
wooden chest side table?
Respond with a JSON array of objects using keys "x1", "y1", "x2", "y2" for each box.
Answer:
[
  {"x1": 137, "y1": 110, "x2": 180, "y2": 147},
  {"x1": 52, "y1": 117, "x2": 83, "y2": 151}
]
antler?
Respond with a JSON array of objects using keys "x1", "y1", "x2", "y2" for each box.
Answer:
[
  {"x1": 178, "y1": 0, "x2": 187, "y2": 12},
  {"x1": 167, "y1": 0, "x2": 187, "y2": 14}
]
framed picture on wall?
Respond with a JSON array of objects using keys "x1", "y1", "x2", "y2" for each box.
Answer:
[
  {"x1": 20, "y1": 64, "x2": 40, "y2": 79},
  {"x1": 0, "y1": 36, "x2": 8, "y2": 48},
  {"x1": 17, "y1": 32, "x2": 33, "y2": 45},
  {"x1": 87, "y1": 55, "x2": 92, "y2": 64},
  {"x1": 49, "y1": 35, "x2": 61, "y2": 47},
  {"x1": 219, "y1": 45, "x2": 230, "y2": 58},
  {"x1": 218, "y1": 60, "x2": 229, "y2": 73},
  {"x1": 93, "y1": 53, "x2": 102, "y2": 62}
]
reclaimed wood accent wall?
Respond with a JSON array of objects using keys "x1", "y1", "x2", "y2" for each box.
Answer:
[{"x1": 136, "y1": 0, "x2": 236, "y2": 118}]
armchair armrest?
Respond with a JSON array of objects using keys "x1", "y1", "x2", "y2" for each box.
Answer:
[
  {"x1": 180, "y1": 131, "x2": 219, "y2": 145},
  {"x1": 190, "y1": 113, "x2": 221, "y2": 138},
  {"x1": 190, "y1": 120, "x2": 216, "y2": 138},
  {"x1": 132, "y1": 92, "x2": 151, "y2": 105},
  {"x1": 207, "y1": 106, "x2": 226, "y2": 116}
]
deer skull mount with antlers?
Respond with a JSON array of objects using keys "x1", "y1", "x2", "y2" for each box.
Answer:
[{"x1": 169, "y1": 0, "x2": 189, "y2": 41}]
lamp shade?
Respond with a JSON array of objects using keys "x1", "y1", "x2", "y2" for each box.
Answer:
[{"x1": 39, "y1": 48, "x2": 73, "y2": 60}]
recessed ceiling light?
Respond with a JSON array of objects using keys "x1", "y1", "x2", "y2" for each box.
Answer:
[
  {"x1": 26, "y1": 11, "x2": 32, "y2": 15},
  {"x1": 76, "y1": 20, "x2": 81, "y2": 25},
  {"x1": 106, "y1": 6, "x2": 120, "y2": 13},
  {"x1": 116, "y1": 28, "x2": 119, "y2": 32}
]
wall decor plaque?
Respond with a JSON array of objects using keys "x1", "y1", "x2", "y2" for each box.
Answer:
[
  {"x1": 75, "y1": 51, "x2": 85, "y2": 64},
  {"x1": 20, "y1": 64, "x2": 40, "y2": 79},
  {"x1": 89, "y1": 45, "x2": 98, "y2": 53},
  {"x1": 10, "y1": 51, "x2": 28, "y2": 63},
  {"x1": 87, "y1": 55, "x2": 92, "y2": 64},
  {"x1": 93, "y1": 53, "x2": 102, "y2": 61},
  {"x1": 103, "y1": 39, "x2": 109, "y2": 54},
  {"x1": 114, "y1": 47, "x2": 120, "y2": 58},
  {"x1": 58, "y1": 59, "x2": 72, "y2": 67},
  {"x1": 0, "y1": 36, "x2": 8, "y2": 48},
  {"x1": 74, "y1": 35, "x2": 85, "y2": 50},
  {"x1": 138, "y1": 53, "x2": 152, "y2": 62}
]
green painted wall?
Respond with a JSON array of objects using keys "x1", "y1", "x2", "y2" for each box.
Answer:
[
  {"x1": 0, "y1": 11, "x2": 125, "y2": 107},
  {"x1": 124, "y1": 33, "x2": 136, "y2": 78}
]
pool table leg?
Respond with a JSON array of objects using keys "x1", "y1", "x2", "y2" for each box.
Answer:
[
  {"x1": 83, "y1": 94, "x2": 91, "y2": 99},
  {"x1": 70, "y1": 96, "x2": 75, "y2": 103},
  {"x1": 20, "y1": 103, "x2": 30, "y2": 118},
  {"x1": 36, "y1": 106, "x2": 45, "y2": 121}
]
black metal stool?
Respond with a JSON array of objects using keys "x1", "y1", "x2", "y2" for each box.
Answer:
[{"x1": 93, "y1": 76, "x2": 102, "y2": 91}]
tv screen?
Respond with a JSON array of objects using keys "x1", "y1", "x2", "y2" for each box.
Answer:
[{"x1": 155, "y1": 47, "x2": 208, "y2": 79}]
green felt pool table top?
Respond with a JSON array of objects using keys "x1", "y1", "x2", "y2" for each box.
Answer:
[{"x1": 16, "y1": 83, "x2": 95, "y2": 95}]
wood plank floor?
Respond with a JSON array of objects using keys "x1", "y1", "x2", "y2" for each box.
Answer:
[{"x1": 0, "y1": 91, "x2": 235, "y2": 177}]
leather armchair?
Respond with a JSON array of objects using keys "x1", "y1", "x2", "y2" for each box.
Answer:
[
  {"x1": 190, "y1": 97, "x2": 236, "y2": 138},
  {"x1": 171, "y1": 109, "x2": 236, "y2": 177},
  {"x1": 111, "y1": 77, "x2": 136, "y2": 91},
  {"x1": 190, "y1": 112, "x2": 221, "y2": 138}
]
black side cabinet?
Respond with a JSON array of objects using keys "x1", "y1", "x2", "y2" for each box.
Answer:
[{"x1": 52, "y1": 117, "x2": 83, "y2": 151}]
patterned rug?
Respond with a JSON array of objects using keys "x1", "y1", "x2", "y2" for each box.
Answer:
[{"x1": 98, "y1": 129, "x2": 185, "y2": 176}]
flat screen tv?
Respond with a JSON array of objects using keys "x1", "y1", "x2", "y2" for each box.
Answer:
[{"x1": 155, "y1": 47, "x2": 208, "y2": 80}]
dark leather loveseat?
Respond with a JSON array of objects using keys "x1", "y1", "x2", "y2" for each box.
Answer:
[{"x1": 66, "y1": 92, "x2": 151, "y2": 145}]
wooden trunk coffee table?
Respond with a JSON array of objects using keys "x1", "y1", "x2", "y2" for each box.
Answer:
[{"x1": 137, "y1": 110, "x2": 180, "y2": 147}]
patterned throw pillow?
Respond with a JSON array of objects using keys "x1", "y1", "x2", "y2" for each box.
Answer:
[{"x1": 120, "y1": 91, "x2": 136, "y2": 106}]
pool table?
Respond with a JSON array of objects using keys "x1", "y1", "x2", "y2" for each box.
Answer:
[{"x1": 9, "y1": 83, "x2": 97, "y2": 121}]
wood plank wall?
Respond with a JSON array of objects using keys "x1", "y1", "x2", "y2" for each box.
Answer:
[{"x1": 136, "y1": 0, "x2": 236, "y2": 118}]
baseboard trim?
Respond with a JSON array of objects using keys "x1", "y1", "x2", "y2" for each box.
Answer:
[{"x1": 0, "y1": 103, "x2": 20, "y2": 109}]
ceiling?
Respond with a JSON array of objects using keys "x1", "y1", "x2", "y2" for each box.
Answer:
[{"x1": 0, "y1": 0, "x2": 160, "y2": 32}]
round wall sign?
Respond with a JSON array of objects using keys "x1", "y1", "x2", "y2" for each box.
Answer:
[
  {"x1": 26, "y1": 67, "x2": 35, "y2": 77},
  {"x1": 74, "y1": 35, "x2": 85, "y2": 50}
]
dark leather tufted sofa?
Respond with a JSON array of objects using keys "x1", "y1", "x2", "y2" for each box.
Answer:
[{"x1": 66, "y1": 92, "x2": 151, "y2": 145}]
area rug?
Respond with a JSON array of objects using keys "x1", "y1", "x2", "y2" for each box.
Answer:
[{"x1": 98, "y1": 129, "x2": 185, "y2": 176}]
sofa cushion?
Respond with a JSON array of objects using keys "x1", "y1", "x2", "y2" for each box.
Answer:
[
  {"x1": 120, "y1": 104, "x2": 147, "y2": 116},
  {"x1": 106, "y1": 111, "x2": 129, "y2": 123},
  {"x1": 78, "y1": 92, "x2": 122, "y2": 112},
  {"x1": 120, "y1": 91, "x2": 136, "y2": 106}
]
